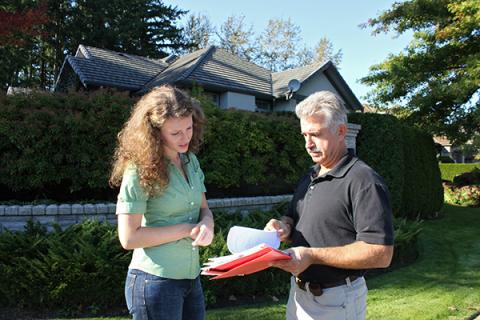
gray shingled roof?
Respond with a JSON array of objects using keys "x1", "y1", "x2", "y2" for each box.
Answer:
[
  {"x1": 141, "y1": 47, "x2": 211, "y2": 92},
  {"x1": 143, "y1": 46, "x2": 272, "y2": 97},
  {"x1": 55, "y1": 45, "x2": 362, "y2": 111},
  {"x1": 68, "y1": 45, "x2": 168, "y2": 91},
  {"x1": 272, "y1": 61, "x2": 328, "y2": 98}
]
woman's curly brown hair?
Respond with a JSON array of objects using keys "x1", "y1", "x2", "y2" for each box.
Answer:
[{"x1": 110, "y1": 85, "x2": 205, "y2": 196}]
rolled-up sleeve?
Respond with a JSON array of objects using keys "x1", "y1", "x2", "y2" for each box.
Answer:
[{"x1": 116, "y1": 167, "x2": 148, "y2": 214}]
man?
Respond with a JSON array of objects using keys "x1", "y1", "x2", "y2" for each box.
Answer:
[{"x1": 265, "y1": 91, "x2": 394, "y2": 320}]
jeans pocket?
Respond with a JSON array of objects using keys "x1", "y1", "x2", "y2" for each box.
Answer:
[{"x1": 125, "y1": 273, "x2": 137, "y2": 313}]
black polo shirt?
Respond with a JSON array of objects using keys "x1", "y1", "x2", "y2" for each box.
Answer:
[{"x1": 287, "y1": 153, "x2": 394, "y2": 283}]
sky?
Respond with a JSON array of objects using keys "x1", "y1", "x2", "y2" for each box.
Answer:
[{"x1": 165, "y1": 0, "x2": 413, "y2": 104}]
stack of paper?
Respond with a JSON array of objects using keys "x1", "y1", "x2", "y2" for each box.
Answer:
[{"x1": 201, "y1": 226, "x2": 291, "y2": 280}]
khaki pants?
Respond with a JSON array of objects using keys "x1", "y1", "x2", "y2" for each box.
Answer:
[{"x1": 286, "y1": 276, "x2": 367, "y2": 320}]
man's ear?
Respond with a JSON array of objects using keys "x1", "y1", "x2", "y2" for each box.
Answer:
[{"x1": 337, "y1": 123, "x2": 347, "y2": 138}]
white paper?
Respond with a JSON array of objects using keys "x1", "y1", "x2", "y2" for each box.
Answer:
[{"x1": 227, "y1": 226, "x2": 280, "y2": 254}]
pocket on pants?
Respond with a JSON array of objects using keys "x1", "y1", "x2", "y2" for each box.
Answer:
[{"x1": 125, "y1": 273, "x2": 137, "y2": 312}]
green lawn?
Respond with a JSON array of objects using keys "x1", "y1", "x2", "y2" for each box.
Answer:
[{"x1": 55, "y1": 204, "x2": 480, "y2": 320}]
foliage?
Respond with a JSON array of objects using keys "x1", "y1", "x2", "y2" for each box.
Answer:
[
  {"x1": 452, "y1": 168, "x2": 480, "y2": 186},
  {"x1": 361, "y1": 0, "x2": 480, "y2": 143},
  {"x1": 391, "y1": 217, "x2": 423, "y2": 266},
  {"x1": 0, "y1": 90, "x2": 309, "y2": 201},
  {"x1": 0, "y1": 2, "x2": 48, "y2": 46},
  {"x1": 0, "y1": 204, "x2": 422, "y2": 315},
  {"x1": 199, "y1": 99, "x2": 310, "y2": 197},
  {"x1": 0, "y1": 90, "x2": 134, "y2": 201},
  {"x1": 0, "y1": 0, "x2": 189, "y2": 91},
  {"x1": 255, "y1": 18, "x2": 304, "y2": 72},
  {"x1": 312, "y1": 37, "x2": 343, "y2": 66},
  {"x1": 0, "y1": 219, "x2": 130, "y2": 315},
  {"x1": 348, "y1": 112, "x2": 443, "y2": 219},
  {"x1": 439, "y1": 163, "x2": 480, "y2": 181},
  {"x1": 181, "y1": 13, "x2": 216, "y2": 53},
  {"x1": 443, "y1": 182, "x2": 480, "y2": 207},
  {"x1": 437, "y1": 155, "x2": 455, "y2": 163},
  {"x1": 216, "y1": 15, "x2": 256, "y2": 61}
]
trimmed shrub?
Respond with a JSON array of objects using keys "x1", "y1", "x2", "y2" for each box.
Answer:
[
  {"x1": 0, "y1": 90, "x2": 134, "y2": 201},
  {"x1": 0, "y1": 91, "x2": 310, "y2": 201},
  {"x1": 348, "y1": 113, "x2": 443, "y2": 219},
  {"x1": 0, "y1": 91, "x2": 443, "y2": 219},
  {"x1": 452, "y1": 168, "x2": 480, "y2": 186}
]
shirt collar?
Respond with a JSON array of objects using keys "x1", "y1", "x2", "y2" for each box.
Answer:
[{"x1": 311, "y1": 153, "x2": 358, "y2": 181}]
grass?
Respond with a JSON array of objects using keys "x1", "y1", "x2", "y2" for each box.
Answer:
[{"x1": 53, "y1": 204, "x2": 480, "y2": 320}]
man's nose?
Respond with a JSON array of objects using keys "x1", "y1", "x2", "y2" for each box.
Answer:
[{"x1": 305, "y1": 137, "x2": 314, "y2": 148}]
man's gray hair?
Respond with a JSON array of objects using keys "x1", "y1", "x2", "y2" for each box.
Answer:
[{"x1": 295, "y1": 91, "x2": 348, "y2": 129}]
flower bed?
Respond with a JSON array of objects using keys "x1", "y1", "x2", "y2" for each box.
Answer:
[{"x1": 443, "y1": 182, "x2": 480, "y2": 207}]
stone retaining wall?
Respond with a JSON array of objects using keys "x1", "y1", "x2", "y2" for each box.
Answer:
[{"x1": 0, "y1": 195, "x2": 293, "y2": 232}]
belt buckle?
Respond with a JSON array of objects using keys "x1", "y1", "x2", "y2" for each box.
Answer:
[{"x1": 295, "y1": 277, "x2": 323, "y2": 296}]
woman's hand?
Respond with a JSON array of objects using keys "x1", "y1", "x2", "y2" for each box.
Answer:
[{"x1": 190, "y1": 216, "x2": 214, "y2": 246}]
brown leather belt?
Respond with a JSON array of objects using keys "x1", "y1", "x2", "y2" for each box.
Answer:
[{"x1": 295, "y1": 276, "x2": 361, "y2": 296}]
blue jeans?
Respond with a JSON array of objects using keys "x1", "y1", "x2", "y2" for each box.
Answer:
[{"x1": 125, "y1": 269, "x2": 205, "y2": 320}]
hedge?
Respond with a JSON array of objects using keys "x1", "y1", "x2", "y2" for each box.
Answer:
[
  {"x1": 348, "y1": 113, "x2": 443, "y2": 219},
  {"x1": 0, "y1": 90, "x2": 310, "y2": 201},
  {"x1": 439, "y1": 163, "x2": 480, "y2": 182},
  {"x1": 0, "y1": 90, "x2": 443, "y2": 218}
]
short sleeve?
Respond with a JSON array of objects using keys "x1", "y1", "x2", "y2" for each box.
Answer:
[
  {"x1": 353, "y1": 183, "x2": 394, "y2": 245},
  {"x1": 116, "y1": 167, "x2": 148, "y2": 214}
]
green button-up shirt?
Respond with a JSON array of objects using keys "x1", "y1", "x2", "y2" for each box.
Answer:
[{"x1": 116, "y1": 152, "x2": 206, "y2": 279}]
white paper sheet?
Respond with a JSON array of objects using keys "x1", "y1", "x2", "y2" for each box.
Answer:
[{"x1": 226, "y1": 226, "x2": 280, "y2": 254}]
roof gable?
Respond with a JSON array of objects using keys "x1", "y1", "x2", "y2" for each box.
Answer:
[
  {"x1": 143, "y1": 46, "x2": 272, "y2": 97},
  {"x1": 272, "y1": 61, "x2": 328, "y2": 98},
  {"x1": 67, "y1": 45, "x2": 168, "y2": 90},
  {"x1": 273, "y1": 61, "x2": 363, "y2": 111}
]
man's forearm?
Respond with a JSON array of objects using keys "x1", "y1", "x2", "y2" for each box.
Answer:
[{"x1": 307, "y1": 241, "x2": 393, "y2": 269}]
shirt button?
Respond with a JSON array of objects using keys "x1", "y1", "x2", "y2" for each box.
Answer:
[
  {"x1": 310, "y1": 186, "x2": 314, "y2": 189},
  {"x1": 190, "y1": 202, "x2": 194, "y2": 206},
  {"x1": 192, "y1": 247, "x2": 196, "y2": 251},
  {"x1": 191, "y1": 186, "x2": 194, "y2": 189},
  {"x1": 189, "y1": 217, "x2": 192, "y2": 221}
]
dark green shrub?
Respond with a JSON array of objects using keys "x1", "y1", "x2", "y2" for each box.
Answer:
[
  {"x1": 391, "y1": 217, "x2": 423, "y2": 267},
  {"x1": 348, "y1": 113, "x2": 443, "y2": 219},
  {"x1": 198, "y1": 97, "x2": 310, "y2": 197},
  {"x1": 348, "y1": 113, "x2": 405, "y2": 216},
  {"x1": 0, "y1": 91, "x2": 310, "y2": 201},
  {"x1": 452, "y1": 168, "x2": 480, "y2": 186},
  {"x1": 0, "y1": 204, "x2": 421, "y2": 315},
  {"x1": 402, "y1": 127, "x2": 443, "y2": 219},
  {"x1": 0, "y1": 220, "x2": 130, "y2": 315},
  {"x1": 0, "y1": 90, "x2": 134, "y2": 201},
  {"x1": 438, "y1": 155, "x2": 455, "y2": 163}
]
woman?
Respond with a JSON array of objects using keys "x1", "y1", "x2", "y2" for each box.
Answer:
[{"x1": 110, "y1": 86, "x2": 214, "y2": 320}]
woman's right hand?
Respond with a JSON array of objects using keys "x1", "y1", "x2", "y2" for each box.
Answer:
[{"x1": 190, "y1": 222, "x2": 214, "y2": 247}]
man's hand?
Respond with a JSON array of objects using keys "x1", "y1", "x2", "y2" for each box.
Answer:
[
  {"x1": 264, "y1": 218, "x2": 292, "y2": 242},
  {"x1": 271, "y1": 246, "x2": 312, "y2": 276}
]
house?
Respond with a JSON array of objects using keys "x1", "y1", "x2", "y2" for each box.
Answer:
[
  {"x1": 54, "y1": 45, "x2": 363, "y2": 153},
  {"x1": 54, "y1": 45, "x2": 363, "y2": 113}
]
